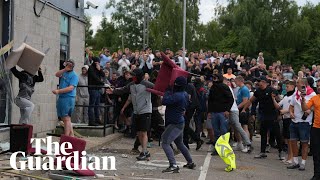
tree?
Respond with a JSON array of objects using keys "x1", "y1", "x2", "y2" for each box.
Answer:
[
  {"x1": 149, "y1": 0, "x2": 200, "y2": 51},
  {"x1": 93, "y1": 13, "x2": 121, "y2": 52},
  {"x1": 106, "y1": 0, "x2": 159, "y2": 50},
  {"x1": 84, "y1": 14, "x2": 94, "y2": 47},
  {"x1": 90, "y1": 0, "x2": 320, "y2": 69}
]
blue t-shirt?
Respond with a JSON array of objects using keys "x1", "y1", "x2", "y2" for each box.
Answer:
[
  {"x1": 236, "y1": 85, "x2": 250, "y2": 105},
  {"x1": 100, "y1": 54, "x2": 111, "y2": 68},
  {"x1": 59, "y1": 71, "x2": 79, "y2": 97}
]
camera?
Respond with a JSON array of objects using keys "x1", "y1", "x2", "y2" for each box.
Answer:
[{"x1": 85, "y1": 1, "x2": 98, "y2": 9}]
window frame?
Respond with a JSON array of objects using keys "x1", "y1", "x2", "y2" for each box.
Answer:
[{"x1": 60, "y1": 14, "x2": 70, "y2": 63}]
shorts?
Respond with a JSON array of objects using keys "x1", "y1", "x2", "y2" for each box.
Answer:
[
  {"x1": 239, "y1": 110, "x2": 249, "y2": 125},
  {"x1": 57, "y1": 97, "x2": 75, "y2": 118},
  {"x1": 282, "y1": 118, "x2": 291, "y2": 139},
  {"x1": 134, "y1": 113, "x2": 151, "y2": 132},
  {"x1": 289, "y1": 122, "x2": 311, "y2": 142}
]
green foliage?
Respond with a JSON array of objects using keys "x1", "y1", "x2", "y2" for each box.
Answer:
[
  {"x1": 86, "y1": 0, "x2": 320, "y2": 68},
  {"x1": 84, "y1": 14, "x2": 94, "y2": 47},
  {"x1": 92, "y1": 13, "x2": 121, "y2": 52}
]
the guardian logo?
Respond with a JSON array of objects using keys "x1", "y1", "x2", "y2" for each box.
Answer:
[{"x1": 9, "y1": 136, "x2": 116, "y2": 171}]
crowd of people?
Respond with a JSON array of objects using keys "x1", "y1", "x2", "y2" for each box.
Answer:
[{"x1": 68, "y1": 47, "x2": 320, "y2": 179}]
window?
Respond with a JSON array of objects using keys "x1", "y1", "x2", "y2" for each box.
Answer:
[{"x1": 60, "y1": 14, "x2": 69, "y2": 69}]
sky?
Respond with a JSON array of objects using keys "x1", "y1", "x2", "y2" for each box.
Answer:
[{"x1": 84, "y1": 0, "x2": 320, "y2": 35}]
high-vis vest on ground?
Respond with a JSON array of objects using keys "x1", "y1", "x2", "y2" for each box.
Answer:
[{"x1": 215, "y1": 132, "x2": 236, "y2": 172}]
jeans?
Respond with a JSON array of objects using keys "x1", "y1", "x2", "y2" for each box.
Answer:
[
  {"x1": 183, "y1": 108, "x2": 200, "y2": 146},
  {"x1": 260, "y1": 120, "x2": 283, "y2": 153},
  {"x1": 229, "y1": 111, "x2": 251, "y2": 146},
  {"x1": 74, "y1": 96, "x2": 89, "y2": 124},
  {"x1": 14, "y1": 97, "x2": 35, "y2": 124},
  {"x1": 161, "y1": 123, "x2": 193, "y2": 166},
  {"x1": 289, "y1": 122, "x2": 311, "y2": 142},
  {"x1": 311, "y1": 127, "x2": 320, "y2": 178},
  {"x1": 211, "y1": 112, "x2": 228, "y2": 144},
  {"x1": 88, "y1": 90, "x2": 101, "y2": 124}
]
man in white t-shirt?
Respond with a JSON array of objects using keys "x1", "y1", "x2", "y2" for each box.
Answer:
[
  {"x1": 278, "y1": 80, "x2": 296, "y2": 164},
  {"x1": 118, "y1": 54, "x2": 131, "y2": 75},
  {"x1": 288, "y1": 78, "x2": 316, "y2": 171},
  {"x1": 223, "y1": 78, "x2": 252, "y2": 153},
  {"x1": 177, "y1": 49, "x2": 189, "y2": 70}
]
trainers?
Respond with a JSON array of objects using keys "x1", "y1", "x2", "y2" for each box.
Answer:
[
  {"x1": 241, "y1": 146, "x2": 249, "y2": 153},
  {"x1": 246, "y1": 145, "x2": 253, "y2": 153},
  {"x1": 130, "y1": 148, "x2": 140, "y2": 155},
  {"x1": 282, "y1": 159, "x2": 293, "y2": 165},
  {"x1": 299, "y1": 164, "x2": 305, "y2": 171},
  {"x1": 183, "y1": 162, "x2": 196, "y2": 169},
  {"x1": 254, "y1": 153, "x2": 267, "y2": 158},
  {"x1": 207, "y1": 144, "x2": 214, "y2": 152},
  {"x1": 266, "y1": 144, "x2": 271, "y2": 153},
  {"x1": 147, "y1": 142, "x2": 153, "y2": 148},
  {"x1": 287, "y1": 163, "x2": 300, "y2": 169},
  {"x1": 278, "y1": 152, "x2": 285, "y2": 160},
  {"x1": 232, "y1": 142, "x2": 238, "y2": 147},
  {"x1": 196, "y1": 140, "x2": 204, "y2": 151},
  {"x1": 136, "y1": 151, "x2": 150, "y2": 161},
  {"x1": 173, "y1": 149, "x2": 180, "y2": 155},
  {"x1": 162, "y1": 165, "x2": 180, "y2": 173},
  {"x1": 234, "y1": 143, "x2": 244, "y2": 151},
  {"x1": 211, "y1": 151, "x2": 218, "y2": 156}
]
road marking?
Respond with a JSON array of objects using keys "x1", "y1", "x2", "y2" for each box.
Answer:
[
  {"x1": 154, "y1": 153, "x2": 205, "y2": 157},
  {"x1": 128, "y1": 178, "x2": 173, "y2": 180},
  {"x1": 136, "y1": 160, "x2": 185, "y2": 168},
  {"x1": 198, "y1": 147, "x2": 212, "y2": 180}
]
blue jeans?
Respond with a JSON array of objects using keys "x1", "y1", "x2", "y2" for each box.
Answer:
[
  {"x1": 161, "y1": 123, "x2": 193, "y2": 166},
  {"x1": 289, "y1": 122, "x2": 311, "y2": 143},
  {"x1": 88, "y1": 90, "x2": 101, "y2": 124},
  {"x1": 210, "y1": 112, "x2": 228, "y2": 144}
]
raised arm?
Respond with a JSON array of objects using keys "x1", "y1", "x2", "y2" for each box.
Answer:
[
  {"x1": 34, "y1": 68, "x2": 44, "y2": 82},
  {"x1": 10, "y1": 66, "x2": 24, "y2": 79}
]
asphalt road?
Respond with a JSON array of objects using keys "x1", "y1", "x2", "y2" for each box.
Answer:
[{"x1": 88, "y1": 134, "x2": 314, "y2": 180}]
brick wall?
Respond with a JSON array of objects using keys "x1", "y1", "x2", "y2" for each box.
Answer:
[
  {"x1": 0, "y1": 0, "x2": 85, "y2": 138},
  {"x1": 69, "y1": 18, "x2": 85, "y2": 73}
]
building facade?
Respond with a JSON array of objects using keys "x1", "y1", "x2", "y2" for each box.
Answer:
[{"x1": 0, "y1": 0, "x2": 85, "y2": 140}]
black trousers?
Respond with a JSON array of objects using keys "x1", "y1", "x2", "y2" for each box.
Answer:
[
  {"x1": 183, "y1": 108, "x2": 200, "y2": 146},
  {"x1": 260, "y1": 120, "x2": 283, "y2": 153},
  {"x1": 311, "y1": 127, "x2": 320, "y2": 178}
]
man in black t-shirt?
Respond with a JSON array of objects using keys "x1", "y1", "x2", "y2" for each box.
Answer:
[
  {"x1": 242, "y1": 76, "x2": 284, "y2": 159},
  {"x1": 152, "y1": 50, "x2": 163, "y2": 71},
  {"x1": 222, "y1": 52, "x2": 236, "y2": 74}
]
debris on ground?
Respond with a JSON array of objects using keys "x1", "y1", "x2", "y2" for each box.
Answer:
[
  {"x1": 121, "y1": 154, "x2": 128, "y2": 158},
  {"x1": 0, "y1": 142, "x2": 10, "y2": 151}
]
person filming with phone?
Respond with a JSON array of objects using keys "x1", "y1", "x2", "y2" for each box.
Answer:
[{"x1": 287, "y1": 78, "x2": 316, "y2": 171}]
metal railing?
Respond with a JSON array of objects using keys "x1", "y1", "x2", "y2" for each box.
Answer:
[{"x1": 60, "y1": 84, "x2": 115, "y2": 136}]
